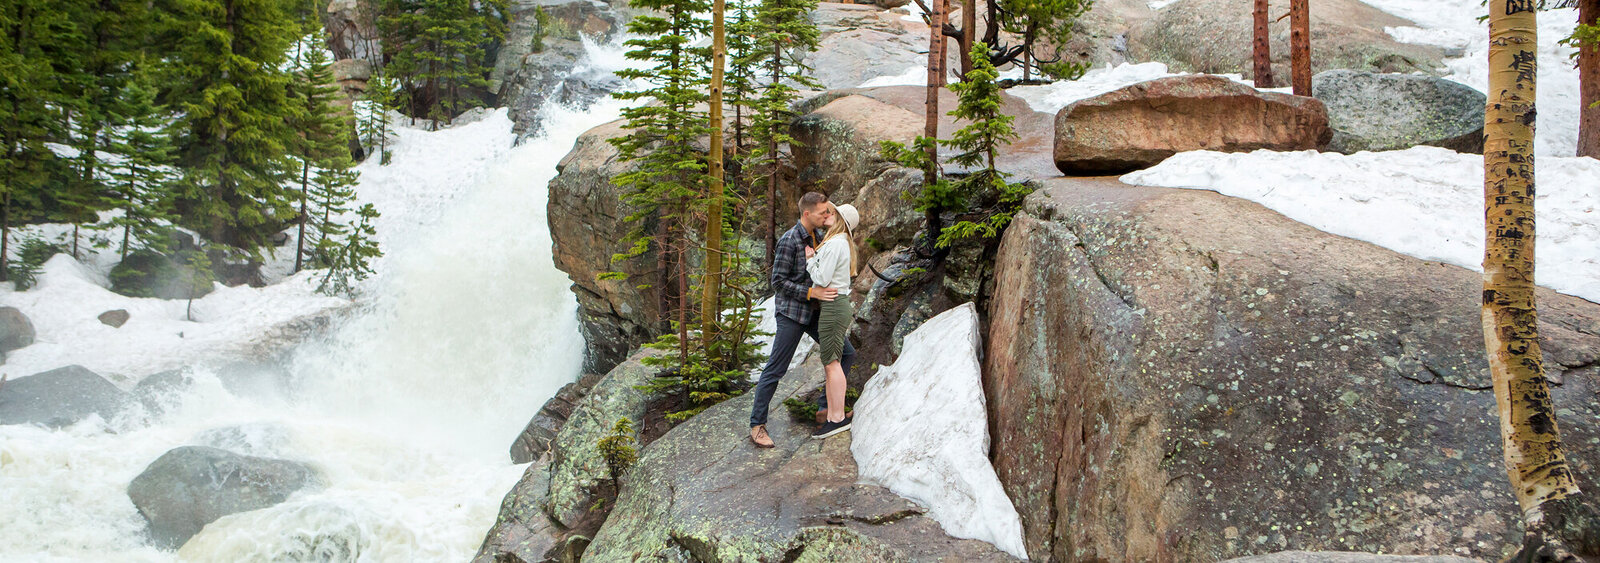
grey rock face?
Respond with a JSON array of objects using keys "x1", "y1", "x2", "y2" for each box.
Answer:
[
  {"x1": 127, "y1": 446, "x2": 319, "y2": 549},
  {"x1": 1225, "y1": 552, "x2": 1480, "y2": 563},
  {"x1": 0, "y1": 306, "x2": 35, "y2": 354},
  {"x1": 984, "y1": 177, "x2": 1600, "y2": 561},
  {"x1": 492, "y1": 0, "x2": 632, "y2": 140},
  {"x1": 510, "y1": 371, "x2": 604, "y2": 464},
  {"x1": 475, "y1": 349, "x2": 663, "y2": 563},
  {"x1": 0, "y1": 365, "x2": 132, "y2": 428},
  {"x1": 1312, "y1": 70, "x2": 1486, "y2": 154}
]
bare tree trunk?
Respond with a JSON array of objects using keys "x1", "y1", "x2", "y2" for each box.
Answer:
[
  {"x1": 295, "y1": 161, "x2": 309, "y2": 273},
  {"x1": 960, "y1": 0, "x2": 975, "y2": 76},
  {"x1": 1484, "y1": 2, "x2": 1594, "y2": 559},
  {"x1": 1289, "y1": 0, "x2": 1310, "y2": 96},
  {"x1": 1579, "y1": 0, "x2": 1599, "y2": 158},
  {"x1": 1, "y1": 191, "x2": 9, "y2": 283},
  {"x1": 1022, "y1": 27, "x2": 1034, "y2": 81},
  {"x1": 1252, "y1": 0, "x2": 1275, "y2": 88},
  {"x1": 935, "y1": 0, "x2": 950, "y2": 87},
  {"x1": 766, "y1": 43, "x2": 780, "y2": 266},
  {"x1": 702, "y1": 0, "x2": 728, "y2": 349},
  {"x1": 923, "y1": 0, "x2": 946, "y2": 251}
]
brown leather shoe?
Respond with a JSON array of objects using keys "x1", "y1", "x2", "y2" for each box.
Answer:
[{"x1": 750, "y1": 424, "x2": 775, "y2": 448}]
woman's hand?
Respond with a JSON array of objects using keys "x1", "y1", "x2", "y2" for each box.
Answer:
[{"x1": 804, "y1": 245, "x2": 816, "y2": 259}]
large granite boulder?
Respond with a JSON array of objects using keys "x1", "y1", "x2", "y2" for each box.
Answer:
[
  {"x1": 806, "y1": 3, "x2": 943, "y2": 90},
  {"x1": 1053, "y1": 75, "x2": 1331, "y2": 175},
  {"x1": 475, "y1": 349, "x2": 664, "y2": 562},
  {"x1": 1312, "y1": 70, "x2": 1486, "y2": 154},
  {"x1": 0, "y1": 306, "x2": 35, "y2": 354},
  {"x1": 583, "y1": 353, "x2": 1019, "y2": 561},
  {"x1": 0, "y1": 365, "x2": 132, "y2": 428},
  {"x1": 983, "y1": 177, "x2": 1600, "y2": 561},
  {"x1": 127, "y1": 446, "x2": 320, "y2": 549},
  {"x1": 1127, "y1": 0, "x2": 1446, "y2": 80}
]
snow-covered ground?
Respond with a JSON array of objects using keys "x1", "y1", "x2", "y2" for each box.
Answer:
[
  {"x1": 0, "y1": 40, "x2": 630, "y2": 563},
  {"x1": 852, "y1": 303, "x2": 1029, "y2": 560},
  {"x1": 1124, "y1": 148, "x2": 1600, "y2": 304}
]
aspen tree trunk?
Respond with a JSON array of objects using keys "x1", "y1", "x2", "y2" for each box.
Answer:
[
  {"x1": 1578, "y1": 0, "x2": 1599, "y2": 158},
  {"x1": 767, "y1": 43, "x2": 781, "y2": 266},
  {"x1": 1484, "y1": 2, "x2": 1594, "y2": 559},
  {"x1": 1252, "y1": 0, "x2": 1275, "y2": 88},
  {"x1": 702, "y1": 0, "x2": 728, "y2": 347},
  {"x1": 1289, "y1": 0, "x2": 1310, "y2": 96},
  {"x1": 924, "y1": 0, "x2": 946, "y2": 251}
]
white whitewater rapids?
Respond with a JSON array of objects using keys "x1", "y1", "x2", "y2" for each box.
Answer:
[{"x1": 0, "y1": 40, "x2": 630, "y2": 562}]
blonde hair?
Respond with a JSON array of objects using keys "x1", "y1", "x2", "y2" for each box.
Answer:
[{"x1": 822, "y1": 204, "x2": 858, "y2": 277}]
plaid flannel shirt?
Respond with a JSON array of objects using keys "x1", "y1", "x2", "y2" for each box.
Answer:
[{"x1": 771, "y1": 221, "x2": 823, "y2": 325}]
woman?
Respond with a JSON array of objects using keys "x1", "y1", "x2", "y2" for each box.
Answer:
[{"x1": 804, "y1": 202, "x2": 859, "y2": 439}]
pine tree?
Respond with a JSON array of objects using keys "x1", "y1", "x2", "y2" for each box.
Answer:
[
  {"x1": 308, "y1": 157, "x2": 359, "y2": 267},
  {"x1": 317, "y1": 202, "x2": 380, "y2": 297},
  {"x1": 996, "y1": 0, "x2": 1092, "y2": 81},
  {"x1": 101, "y1": 76, "x2": 179, "y2": 260},
  {"x1": 881, "y1": 44, "x2": 1032, "y2": 249},
  {"x1": 739, "y1": 0, "x2": 819, "y2": 262},
  {"x1": 1, "y1": 0, "x2": 79, "y2": 282},
  {"x1": 160, "y1": 0, "x2": 300, "y2": 262},
  {"x1": 607, "y1": 0, "x2": 712, "y2": 370},
  {"x1": 287, "y1": 32, "x2": 357, "y2": 273},
  {"x1": 359, "y1": 70, "x2": 402, "y2": 164},
  {"x1": 379, "y1": 0, "x2": 509, "y2": 126}
]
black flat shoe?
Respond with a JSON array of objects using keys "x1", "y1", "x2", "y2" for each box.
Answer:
[{"x1": 810, "y1": 417, "x2": 851, "y2": 439}]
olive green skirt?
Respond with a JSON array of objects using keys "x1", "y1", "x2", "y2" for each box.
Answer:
[{"x1": 817, "y1": 297, "x2": 853, "y2": 365}]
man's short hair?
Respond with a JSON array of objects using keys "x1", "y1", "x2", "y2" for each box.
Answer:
[{"x1": 799, "y1": 192, "x2": 828, "y2": 212}]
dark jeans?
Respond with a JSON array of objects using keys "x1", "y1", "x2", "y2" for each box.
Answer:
[{"x1": 749, "y1": 312, "x2": 855, "y2": 427}]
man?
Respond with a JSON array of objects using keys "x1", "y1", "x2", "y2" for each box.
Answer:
[{"x1": 749, "y1": 192, "x2": 857, "y2": 448}]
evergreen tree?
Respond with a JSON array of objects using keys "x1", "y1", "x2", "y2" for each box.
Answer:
[
  {"x1": 739, "y1": 0, "x2": 819, "y2": 261},
  {"x1": 286, "y1": 32, "x2": 357, "y2": 273},
  {"x1": 996, "y1": 0, "x2": 1092, "y2": 81},
  {"x1": 359, "y1": 70, "x2": 402, "y2": 164},
  {"x1": 606, "y1": 0, "x2": 712, "y2": 369},
  {"x1": 378, "y1": 0, "x2": 509, "y2": 126},
  {"x1": 101, "y1": 76, "x2": 179, "y2": 260},
  {"x1": 881, "y1": 44, "x2": 1032, "y2": 248},
  {"x1": 316, "y1": 202, "x2": 381, "y2": 297},
  {"x1": 159, "y1": 0, "x2": 300, "y2": 262},
  {"x1": 308, "y1": 157, "x2": 359, "y2": 267},
  {"x1": 1, "y1": 0, "x2": 79, "y2": 282}
]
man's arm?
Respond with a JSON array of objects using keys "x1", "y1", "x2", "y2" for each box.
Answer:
[{"x1": 770, "y1": 237, "x2": 813, "y2": 302}]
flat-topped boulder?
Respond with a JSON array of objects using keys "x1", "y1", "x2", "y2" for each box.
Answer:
[
  {"x1": 0, "y1": 365, "x2": 132, "y2": 428},
  {"x1": 1053, "y1": 75, "x2": 1331, "y2": 175},
  {"x1": 984, "y1": 177, "x2": 1600, "y2": 561},
  {"x1": 127, "y1": 446, "x2": 320, "y2": 549}
]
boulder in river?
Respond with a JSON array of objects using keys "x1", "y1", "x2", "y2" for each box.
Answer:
[
  {"x1": 0, "y1": 365, "x2": 132, "y2": 428},
  {"x1": 127, "y1": 446, "x2": 319, "y2": 549},
  {"x1": 0, "y1": 306, "x2": 35, "y2": 354}
]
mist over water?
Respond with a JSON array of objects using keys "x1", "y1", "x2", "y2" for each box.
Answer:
[{"x1": 0, "y1": 41, "x2": 631, "y2": 562}]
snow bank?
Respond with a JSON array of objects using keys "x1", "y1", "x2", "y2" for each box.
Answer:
[
  {"x1": 1122, "y1": 147, "x2": 1600, "y2": 304},
  {"x1": 851, "y1": 303, "x2": 1028, "y2": 559},
  {"x1": 1007, "y1": 62, "x2": 1280, "y2": 115},
  {"x1": 0, "y1": 255, "x2": 348, "y2": 382},
  {"x1": 1363, "y1": 0, "x2": 1583, "y2": 156}
]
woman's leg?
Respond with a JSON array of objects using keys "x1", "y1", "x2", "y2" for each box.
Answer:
[{"x1": 824, "y1": 360, "x2": 847, "y2": 423}]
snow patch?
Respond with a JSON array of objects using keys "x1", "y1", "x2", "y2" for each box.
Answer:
[
  {"x1": 851, "y1": 303, "x2": 1029, "y2": 559},
  {"x1": 1007, "y1": 62, "x2": 1275, "y2": 114},
  {"x1": 1122, "y1": 147, "x2": 1600, "y2": 304},
  {"x1": 1364, "y1": 0, "x2": 1583, "y2": 156}
]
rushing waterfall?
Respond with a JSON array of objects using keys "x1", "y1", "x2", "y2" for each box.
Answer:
[{"x1": 0, "y1": 39, "x2": 631, "y2": 562}]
